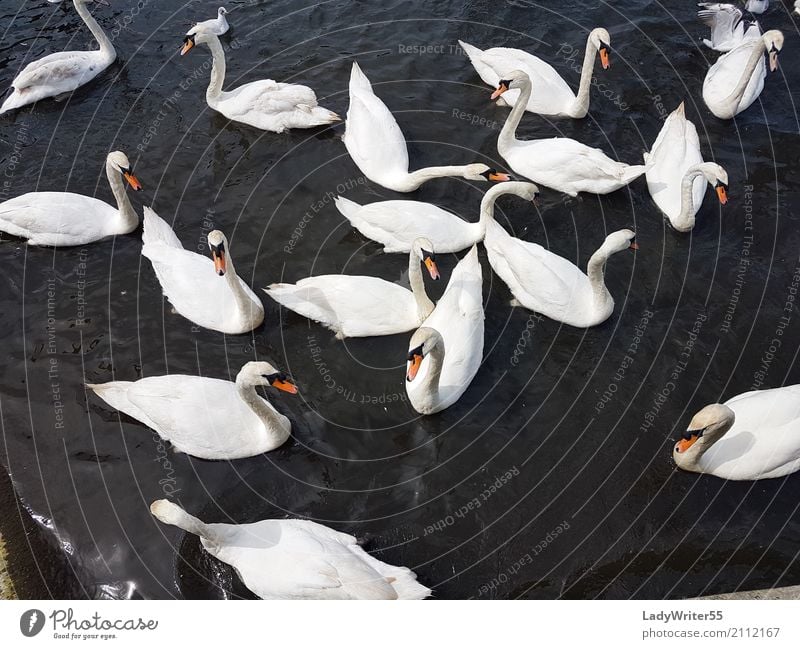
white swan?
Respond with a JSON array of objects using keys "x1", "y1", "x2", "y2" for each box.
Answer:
[
  {"x1": 492, "y1": 70, "x2": 647, "y2": 196},
  {"x1": 88, "y1": 362, "x2": 296, "y2": 460},
  {"x1": 141, "y1": 208, "x2": 264, "y2": 334},
  {"x1": 406, "y1": 246, "x2": 484, "y2": 415},
  {"x1": 0, "y1": 150, "x2": 141, "y2": 246},
  {"x1": 334, "y1": 181, "x2": 538, "y2": 254},
  {"x1": 702, "y1": 29, "x2": 783, "y2": 119},
  {"x1": 697, "y1": 3, "x2": 746, "y2": 52},
  {"x1": 180, "y1": 26, "x2": 339, "y2": 132},
  {"x1": 458, "y1": 28, "x2": 610, "y2": 118},
  {"x1": 150, "y1": 499, "x2": 431, "y2": 599},
  {"x1": 644, "y1": 103, "x2": 729, "y2": 232},
  {"x1": 193, "y1": 6, "x2": 228, "y2": 35},
  {"x1": 343, "y1": 62, "x2": 509, "y2": 192},
  {"x1": 1, "y1": 0, "x2": 115, "y2": 115},
  {"x1": 484, "y1": 223, "x2": 636, "y2": 327},
  {"x1": 264, "y1": 238, "x2": 440, "y2": 339},
  {"x1": 674, "y1": 385, "x2": 800, "y2": 480}
]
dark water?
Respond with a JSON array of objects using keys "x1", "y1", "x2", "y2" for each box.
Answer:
[{"x1": 2, "y1": 0, "x2": 800, "y2": 599}]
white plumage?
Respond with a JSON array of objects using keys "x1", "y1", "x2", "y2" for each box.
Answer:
[{"x1": 150, "y1": 499, "x2": 431, "y2": 599}]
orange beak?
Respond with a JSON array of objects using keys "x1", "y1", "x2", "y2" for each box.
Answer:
[
  {"x1": 599, "y1": 47, "x2": 610, "y2": 70},
  {"x1": 181, "y1": 38, "x2": 195, "y2": 56},
  {"x1": 123, "y1": 171, "x2": 142, "y2": 191},
  {"x1": 716, "y1": 185, "x2": 728, "y2": 205},
  {"x1": 491, "y1": 81, "x2": 509, "y2": 101},
  {"x1": 271, "y1": 378, "x2": 298, "y2": 394},
  {"x1": 406, "y1": 353, "x2": 423, "y2": 382},
  {"x1": 629, "y1": 241, "x2": 639, "y2": 251},
  {"x1": 489, "y1": 171, "x2": 511, "y2": 182},
  {"x1": 424, "y1": 257, "x2": 440, "y2": 280},
  {"x1": 212, "y1": 249, "x2": 226, "y2": 276},
  {"x1": 676, "y1": 433, "x2": 700, "y2": 454}
]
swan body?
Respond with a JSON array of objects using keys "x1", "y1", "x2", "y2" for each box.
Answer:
[
  {"x1": 492, "y1": 70, "x2": 647, "y2": 196},
  {"x1": 458, "y1": 28, "x2": 610, "y2": 118},
  {"x1": 644, "y1": 103, "x2": 729, "y2": 231},
  {"x1": 150, "y1": 499, "x2": 431, "y2": 599},
  {"x1": 141, "y1": 208, "x2": 264, "y2": 334},
  {"x1": 405, "y1": 246, "x2": 484, "y2": 415},
  {"x1": 193, "y1": 6, "x2": 229, "y2": 35},
  {"x1": 702, "y1": 29, "x2": 783, "y2": 119},
  {"x1": 265, "y1": 238, "x2": 439, "y2": 338},
  {"x1": 698, "y1": 3, "x2": 746, "y2": 52},
  {"x1": 484, "y1": 224, "x2": 636, "y2": 327},
  {"x1": 0, "y1": 151, "x2": 141, "y2": 246},
  {"x1": 343, "y1": 62, "x2": 508, "y2": 192},
  {"x1": 1, "y1": 0, "x2": 116, "y2": 115},
  {"x1": 334, "y1": 182, "x2": 538, "y2": 254},
  {"x1": 89, "y1": 362, "x2": 297, "y2": 460},
  {"x1": 181, "y1": 27, "x2": 339, "y2": 132},
  {"x1": 674, "y1": 385, "x2": 800, "y2": 480}
]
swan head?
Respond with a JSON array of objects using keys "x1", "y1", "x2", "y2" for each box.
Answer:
[
  {"x1": 182, "y1": 24, "x2": 217, "y2": 54},
  {"x1": 464, "y1": 164, "x2": 510, "y2": 183},
  {"x1": 207, "y1": 230, "x2": 229, "y2": 276},
  {"x1": 673, "y1": 403, "x2": 735, "y2": 464},
  {"x1": 106, "y1": 151, "x2": 142, "y2": 191},
  {"x1": 412, "y1": 237, "x2": 440, "y2": 280},
  {"x1": 218, "y1": 6, "x2": 227, "y2": 16},
  {"x1": 238, "y1": 361, "x2": 299, "y2": 394},
  {"x1": 589, "y1": 28, "x2": 611, "y2": 69},
  {"x1": 763, "y1": 30, "x2": 784, "y2": 72},
  {"x1": 150, "y1": 499, "x2": 188, "y2": 527},
  {"x1": 406, "y1": 327, "x2": 444, "y2": 382},
  {"x1": 697, "y1": 163, "x2": 728, "y2": 205},
  {"x1": 602, "y1": 229, "x2": 638, "y2": 256},
  {"x1": 491, "y1": 70, "x2": 531, "y2": 101}
]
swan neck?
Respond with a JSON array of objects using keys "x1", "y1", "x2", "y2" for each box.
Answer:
[
  {"x1": 105, "y1": 161, "x2": 137, "y2": 232},
  {"x1": 205, "y1": 35, "x2": 226, "y2": 100},
  {"x1": 675, "y1": 168, "x2": 705, "y2": 231},
  {"x1": 167, "y1": 508, "x2": 216, "y2": 541},
  {"x1": 572, "y1": 35, "x2": 597, "y2": 117},
  {"x1": 403, "y1": 166, "x2": 474, "y2": 191},
  {"x1": 498, "y1": 79, "x2": 529, "y2": 153},
  {"x1": 586, "y1": 245, "x2": 611, "y2": 308},
  {"x1": 74, "y1": 0, "x2": 114, "y2": 58},
  {"x1": 416, "y1": 344, "x2": 444, "y2": 410},
  {"x1": 222, "y1": 245, "x2": 255, "y2": 318},
  {"x1": 236, "y1": 378, "x2": 290, "y2": 447},
  {"x1": 409, "y1": 249, "x2": 434, "y2": 321},
  {"x1": 722, "y1": 40, "x2": 767, "y2": 112},
  {"x1": 477, "y1": 186, "x2": 504, "y2": 236}
]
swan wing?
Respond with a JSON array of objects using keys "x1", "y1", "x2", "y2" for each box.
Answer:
[
  {"x1": 697, "y1": 3, "x2": 744, "y2": 51},
  {"x1": 344, "y1": 63, "x2": 409, "y2": 182},
  {"x1": 266, "y1": 275, "x2": 420, "y2": 336},
  {"x1": 142, "y1": 206, "x2": 184, "y2": 249},
  {"x1": 484, "y1": 219, "x2": 582, "y2": 315},
  {"x1": 335, "y1": 196, "x2": 475, "y2": 252},
  {"x1": 645, "y1": 105, "x2": 705, "y2": 217},
  {"x1": 0, "y1": 192, "x2": 118, "y2": 245},
  {"x1": 459, "y1": 42, "x2": 575, "y2": 111},
  {"x1": 12, "y1": 51, "x2": 107, "y2": 93}
]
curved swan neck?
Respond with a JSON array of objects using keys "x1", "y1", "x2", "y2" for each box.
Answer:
[
  {"x1": 586, "y1": 245, "x2": 612, "y2": 307},
  {"x1": 571, "y1": 34, "x2": 598, "y2": 117},
  {"x1": 235, "y1": 377, "x2": 290, "y2": 446},
  {"x1": 402, "y1": 166, "x2": 477, "y2": 191},
  {"x1": 105, "y1": 159, "x2": 137, "y2": 233},
  {"x1": 675, "y1": 421, "x2": 734, "y2": 473},
  {"x1": 675, "y1": 167, "x2": 706, "y2": 231},
  {"x1": 498, "y1": 78, "x2": 529, "y2": 153},
  {"x1": 221, "y1": 241, "x2": 256, "y2": 318},
  {"x1": 74, "y1": 0, "x2": 114, "y2": 59},
  {"x1": 415, "y1": 344, "x2": 444, "y2": 410},
  {"x1": 203, "y1": 35, "x2": 226, "y2": 101},
  {"x1": 721, "y1": 40, "x2": 767, "y2": 113},
  {"x1": 409, "y1": 249, "x2": 434, "y2": 320}
]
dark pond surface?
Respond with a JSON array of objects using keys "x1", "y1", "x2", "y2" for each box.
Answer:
[{"x1": 1, "y1": 0, "x2": 800, "y2": 599}]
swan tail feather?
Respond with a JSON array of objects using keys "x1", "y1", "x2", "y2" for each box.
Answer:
[
  {"x1": 333, "y1": 195, "x2": 363, "y2": 225},
  {"x1": 349, "y1": 62, "x2": 373, "y2": 94},
  {"x1": 142, "y1": 206, "x2": 183, "y2": 249},
  {"x1": 357, "y1": 553, "x2": 431, "y2": 599},
  {"x1": 457, "y1": 39, "x2": 484, "y2": 63}
]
